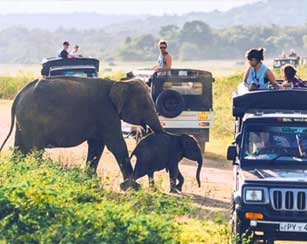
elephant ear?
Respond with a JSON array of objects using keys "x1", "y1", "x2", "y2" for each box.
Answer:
[{"x1": 110, "y1": 82, "x2": 129, "y2": 114}]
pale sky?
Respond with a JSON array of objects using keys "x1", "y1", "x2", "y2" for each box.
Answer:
[{"x1": 0, "y1": 0, "x2": 261, "y2": 15}]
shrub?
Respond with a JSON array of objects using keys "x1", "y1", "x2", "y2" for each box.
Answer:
[{"x1": 0, "y1": 153, "x2": 230, "y2": 243}]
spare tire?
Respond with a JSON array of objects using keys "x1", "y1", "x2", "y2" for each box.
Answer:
[{"x1": 156, "y1": 90, "x2": 185, "y2": 118}]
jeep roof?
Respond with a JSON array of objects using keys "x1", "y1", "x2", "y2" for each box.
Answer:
[
  {"x1": 49, "y1": 65, "x2": 98, "y2": 71},
  {"x1": 130, "y1": 68, "x2": 212, "y2": 81},
  {"x1": 243, "y1": 112, "x2": 307, "y2": 122},
  {"x1": 41, "y1": 57, "x2": 100, "y2": 76},
  {"x1": 273, "y1": 57, "x2": 299, "y2": 61},
  {"x1": 233, "y1": 88, "x2": 307, "y2": 117}
]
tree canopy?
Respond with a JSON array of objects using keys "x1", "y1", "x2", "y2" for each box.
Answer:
[{"x1": 1, "y1": 21, "x2": 307, "y2": 63}]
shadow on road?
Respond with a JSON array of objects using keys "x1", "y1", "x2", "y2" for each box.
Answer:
[{"x1": 182, "y1": 192, "x2": 229, "y2": 210}]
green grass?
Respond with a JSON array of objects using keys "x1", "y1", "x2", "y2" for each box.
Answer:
[
  {"x1": 0, "y1": 153, "x2": 230, "y2": 243},
  {"x1": 205, "y1": 72, "x2": 242, "y2": 160},
  {"x1": 0, "y1": 72, "x2": 35, "y2": 99}
]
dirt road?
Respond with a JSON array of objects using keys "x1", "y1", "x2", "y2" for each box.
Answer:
[{"x1": 0, "y1": 99, "x2": 232, "y2": 219}]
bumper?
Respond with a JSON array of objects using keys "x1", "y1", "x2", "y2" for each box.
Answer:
[
  {"x1": 159, "y1": 111, "x2": 213, "y2": 129},
  {"x1": 159, "y1": 119, "x2": 213, "y2": 129},
  {"x1": 250, "y1": 220, "x2": 307, "y2": 241},
  {"x1": 237, "y1": 206, "x2": 307, "y2": 241}
]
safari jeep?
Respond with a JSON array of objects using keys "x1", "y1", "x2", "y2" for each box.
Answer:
[
  {"x1": 273, "y1": 56, "x2": 300, "y2": 69},
  {"x1": 41, "y1": 57, "x2": 99, "y2": 77},
  {"x1": 228, "y1": 87, "x2": 307, "y2": 243},
  {"x1": 122, "y1": 68, "x2": 213, "y2": 153}
]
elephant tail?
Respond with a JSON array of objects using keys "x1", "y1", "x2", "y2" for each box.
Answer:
[
  {"x1": 0, "y1": 79, "x2": 38, "y2": 152},
  {"x1": 196, "y1": 158, "x2": 203, "y2": 187},
  {"x1": 0, "y1": 93, "x2": 19, "y2": 152}
]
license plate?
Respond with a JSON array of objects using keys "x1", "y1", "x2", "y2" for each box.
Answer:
[{"x1": 280, "y1": 222, "x2": 307, "y2": 232}]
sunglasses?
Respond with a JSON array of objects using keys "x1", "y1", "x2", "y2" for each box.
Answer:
[{"x1": 160, "y1": 46, "x2": 167, "y2": 49}]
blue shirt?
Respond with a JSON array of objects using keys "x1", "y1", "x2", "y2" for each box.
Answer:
[{"x1": 246, "y1": 63, "x2": 269, "y2": 89}]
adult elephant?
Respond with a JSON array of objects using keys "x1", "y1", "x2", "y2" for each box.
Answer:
[{"x1": 0, "y1": 76, "x2": 163, "y2": 188}]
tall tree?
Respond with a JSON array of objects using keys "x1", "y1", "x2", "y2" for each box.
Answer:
[{"x1": 180, "y1": 21, "x2": 213, "y2": 47}]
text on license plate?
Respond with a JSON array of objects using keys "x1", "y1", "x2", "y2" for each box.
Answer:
[{"x1": 280, "y1": 222, "x2": 307, "y2": 232}]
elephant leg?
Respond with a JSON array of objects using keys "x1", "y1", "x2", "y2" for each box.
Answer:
[
  {"x1": 106, "y1": 135, "x2": 133, "y2": 180},
  {"x1": 105, "y1": 128, "x2": 139, "y2": 191},
  {"x1": 176, "y1": 170, "x2": 184, "y2": 192},
  {"x1": 13, "y1": 130, "x2": 45, "y2": 162},
  {"x1": 14, "y1": 129, "x2": 32, "y2": 155},
  {"x1": 86, "y1": 140, "x2": 105, "y2": 173},
  {"x1": 148, "y1": 172, "x2": 155, "y2": 188},
  {"x1": 169, "y1": 163, "x2": 180, "y2": 193}
]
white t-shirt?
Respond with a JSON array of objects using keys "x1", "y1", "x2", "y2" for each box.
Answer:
[{"x1": 70, "y1": 50, "x2": 82, "y2": 57}]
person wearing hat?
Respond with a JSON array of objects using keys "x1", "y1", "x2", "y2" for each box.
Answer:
[
  {"x1": 58, "y1": 41, "x2": 73, "y2": 59},
  {"x1": 243, "y1": 48, "x2": 279, "y2": 91},
  {"x1": 70, "y1": 44, "x2": 83, "y2": 58}
]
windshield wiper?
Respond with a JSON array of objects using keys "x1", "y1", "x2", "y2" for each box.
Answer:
[
  {"x1": 271, "y1": 154, "x2": 294, "y2": 162},
  {"x1": 270, "y1": 153, "x2": 307, "y2": 162}
]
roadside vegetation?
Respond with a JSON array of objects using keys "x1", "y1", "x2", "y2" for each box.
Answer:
[
  {"x1": 0, "y1": 153, "x2": 229, "y2": 243},
  {"x1": 0, "y1": 72, "x2": 35, "y2": 100}
]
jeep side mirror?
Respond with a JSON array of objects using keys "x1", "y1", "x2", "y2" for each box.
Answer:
[{"x1": 227, "y1": 145, "x2": 237, "y2": 161}]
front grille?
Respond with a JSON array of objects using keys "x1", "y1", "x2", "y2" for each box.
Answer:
[{"x1": 270, "y1": 188, "x2": 307, "y2": 211}]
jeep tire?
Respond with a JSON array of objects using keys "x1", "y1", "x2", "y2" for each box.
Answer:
[{"x1": 156, "y1": 89, "x2": 185, "y2": 118}]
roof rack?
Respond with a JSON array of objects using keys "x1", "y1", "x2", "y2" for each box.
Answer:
[{"x1": 154, "y1": 68, "x2": 211, "y2": 78}]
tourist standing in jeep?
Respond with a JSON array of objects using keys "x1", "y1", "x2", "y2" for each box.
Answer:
[
  {"x1": 152, "y1": 40, "x2": 172, "y2": 71},
  {"x1": 243, "y1": 48, "x2": 278, "y2": 91},
  {"x1": 58, "y1": 41, "x2": 73, "y2": 59}
]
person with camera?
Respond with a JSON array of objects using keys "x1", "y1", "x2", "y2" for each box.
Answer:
[{"x1": 243, "y1": 48, "x2": 279, "y2": 91}]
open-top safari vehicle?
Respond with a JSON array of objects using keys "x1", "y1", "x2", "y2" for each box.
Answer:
[
  {"x1": 122, "y1": 68, "x2": 214, "y2": 153},
  {"x1": 273, "y1": 56, "x2": 300, "y2": 69},
  {"x1": 228, "y1": 85, "x2": 307, "y2": 243},
  {"x1": 41, "y1": 57, "x2": 100, "y2": 77}
]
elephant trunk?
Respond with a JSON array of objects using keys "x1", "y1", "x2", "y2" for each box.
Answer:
[
  {"x1": 196, "y1": 158, "x2": 202, "y2": 187},
  {"x1": 147, "y1": 115, "x2": 164, "y2": 133}
]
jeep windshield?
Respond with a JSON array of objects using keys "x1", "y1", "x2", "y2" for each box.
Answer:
[
  {"x1": 242, "y1": 123, "x2": 307, "y2": 163},
  {"x1": 49, "y1": 68, "x2": 97, "y2": 77},
  {"x1": 163, "y1": 81, "x2": 203, "y2": 95}
]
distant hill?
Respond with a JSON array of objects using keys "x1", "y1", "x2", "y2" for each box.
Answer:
[
  {"x1": 0, "y1": 0, "x2": 307, "y2": 64},
  {"x1": 105, "y1": 0, "x2": 307, "y2": 33},
  {"x1": 0, "y1": 0, "x2": 307, "y2": 33},
  {"x1": 0, "y1": 13, "x2": 145, "y2": 30}
]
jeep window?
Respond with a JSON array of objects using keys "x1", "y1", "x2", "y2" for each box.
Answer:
[
  {"x1": 163, "y1": 81, "x2": 203, "y2": 95},
  {"x1": 274, "y1": 60, "x2": 281, "y2": 67},
  {"x1": 243, "y1": 124, "x2": 307, "y2": 161},
  {"x1": 50, "y1": 69, "x2": 97, "y2": 78}
]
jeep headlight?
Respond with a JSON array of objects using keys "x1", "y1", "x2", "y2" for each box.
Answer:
[
  {"x1": 243, "y1": 187, "x2": 268, "y2": 204},
  {"x1": 246, "y1": 190, "x2": 263, "y2": 201}
]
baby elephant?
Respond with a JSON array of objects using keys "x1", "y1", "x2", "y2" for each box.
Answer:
[{"x1": 130, "y1": 132, "x2": 203, "y2": 193}]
